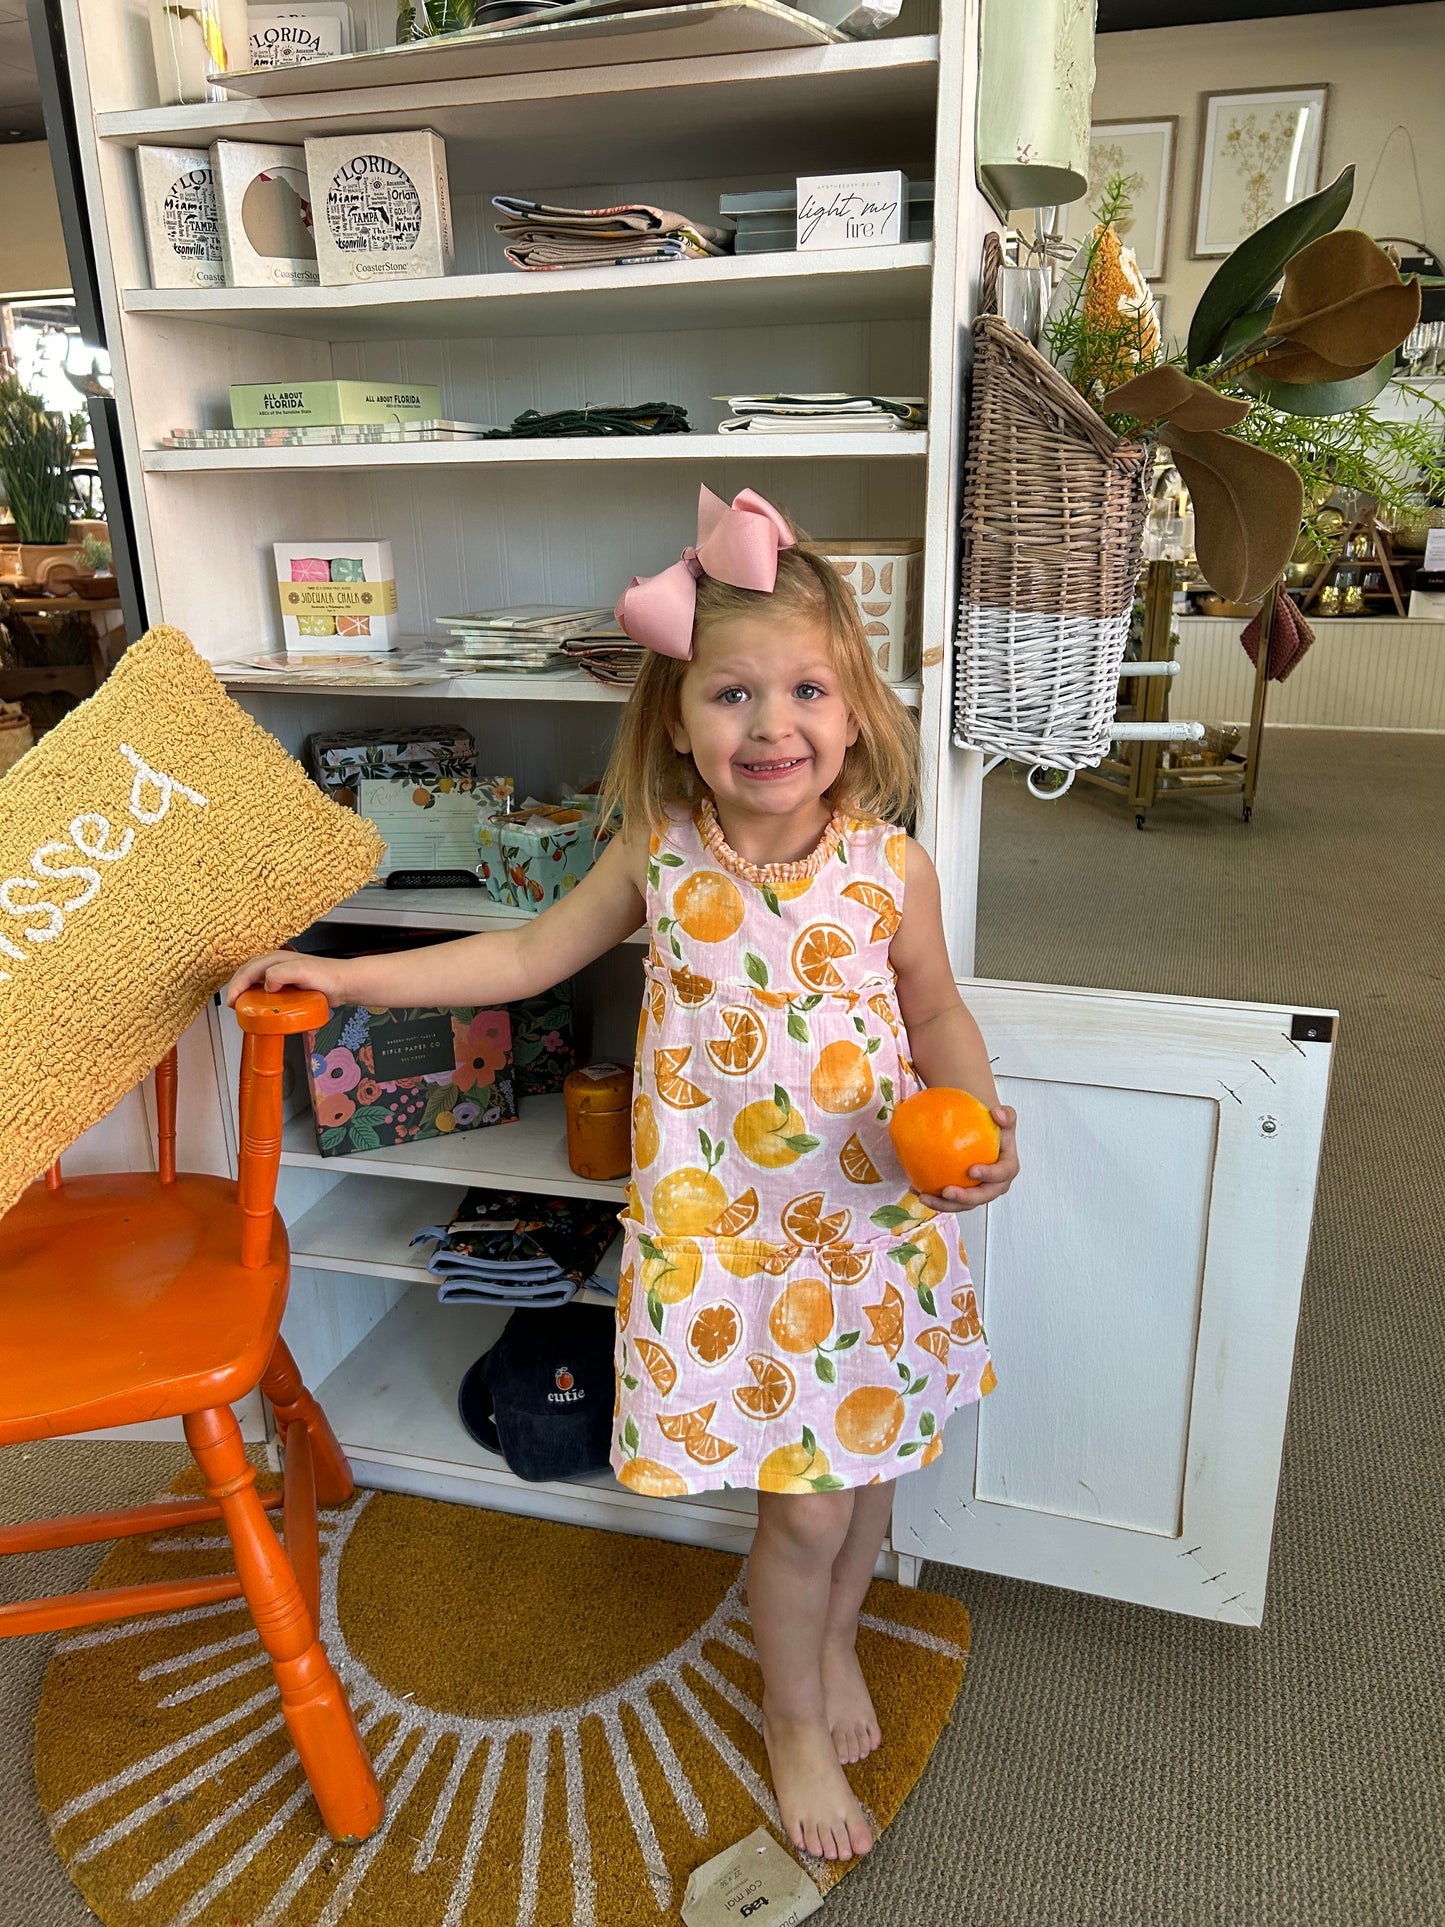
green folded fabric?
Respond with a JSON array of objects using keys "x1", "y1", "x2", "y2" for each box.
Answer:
[{"x1": 482, "y1": 403, "x2": 689, "y2": 439}]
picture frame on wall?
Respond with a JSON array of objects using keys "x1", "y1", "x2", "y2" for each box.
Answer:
[
  {"x1": 1080, "y1": 117, "x2": 1177, "y2": 280},
  {"x1": 1192, "y1": 85, "x2": 1328, "y2": 259}
]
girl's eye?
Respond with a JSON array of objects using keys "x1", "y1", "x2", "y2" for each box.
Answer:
[
  {"x1": 795, "y1": 682, "x2": 825, "y2": 700},
  {"x1": 717, "y1": 687, "x2": 748, "y2": 705}
]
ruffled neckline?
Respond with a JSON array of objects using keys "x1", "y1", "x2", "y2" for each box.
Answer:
[{"x1": 695, "y1": 797, "x2": 844, "y2": 884}]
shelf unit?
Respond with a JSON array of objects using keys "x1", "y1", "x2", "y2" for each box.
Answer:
[{"x1": 60, "y1": 0, "x2": 993, "y2": 1564}]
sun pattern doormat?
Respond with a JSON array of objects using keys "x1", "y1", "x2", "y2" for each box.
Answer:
[{"x1": 35, "y1": 1484, "x2": 970, "y2": 1926}]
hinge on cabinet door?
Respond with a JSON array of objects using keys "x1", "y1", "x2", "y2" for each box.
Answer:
[{"x1": 1290, "y1": 1014, "x2": 1334, "y2": 1043}]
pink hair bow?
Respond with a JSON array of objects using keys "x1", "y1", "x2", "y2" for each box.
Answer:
[{"x1": 614, "y1": 485, "x2": 795, "y2": 659}]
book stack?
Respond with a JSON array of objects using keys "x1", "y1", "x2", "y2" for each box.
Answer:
[
  {"x1": 716, "y1": 393, "x2": 928, "y2": 434},
  {"x1": 492, "y1": 196, "x2": 733, "y2": 270},
  {"x1": 162, "y1": 421, "x2": 498, "y2": 447},
  {"x1": 719, "y1": 181, "x2": 934, "y2": 255},
  {"x1": 163, "y1": 379, "x2": 498, "y2": 451},
  {"x1": 412, "y1": 1189, "x2": 622, "y2": 1307},
  {"x1": 559, "y1": 622, "x2": 645, "y2": 687},
  {"x1": 434, "y1": 606, "x2": 615, "y2": 674}
]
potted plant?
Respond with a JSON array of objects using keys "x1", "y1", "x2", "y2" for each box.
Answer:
[{"x1": 0, "y1": 360, "x2": 90, "y2": 588}]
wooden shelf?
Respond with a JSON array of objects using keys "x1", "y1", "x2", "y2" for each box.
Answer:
[
  {"x1": 96, "y1": 34, "x2": 938, "y2": 192},
  {"x1": 280, "y1": 1092, "x2": 628, "y2": 1202},
  {"x1": 318, "y1": 882, "x2": 651, "y2": 939},
  {"x1": 121, "y1": 244, "x2": 933, "y2": 342},
  {"x1": 142, "y1": 431, "x2": 927, "y2": 474},
  {"x1": 214, "y1": 664, "x2": 921, "y2": 707},
  {"x1": 289, "y1": 1174, "x2": 619, "y2": 1309}
]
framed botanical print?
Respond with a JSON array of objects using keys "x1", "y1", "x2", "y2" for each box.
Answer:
[
  {"x1": 1081, "y1": 118, "x2": 1177, "y2": 280},
  {"x1": 1192, "y1": 85, "x2": 1329, "y2": 258}
]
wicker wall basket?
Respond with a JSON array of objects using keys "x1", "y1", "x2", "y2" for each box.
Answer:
[{"x1": 953, "y1": 260, "x2": 1150, "y2": 780}]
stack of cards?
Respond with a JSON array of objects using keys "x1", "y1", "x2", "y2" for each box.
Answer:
[{"x1": 434, "y1": 606, "x2": 614, "y2": 674}]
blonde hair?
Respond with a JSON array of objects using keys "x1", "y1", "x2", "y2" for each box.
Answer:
[{"x1": 600, "y1": 540, "x2": 920, "y2": 836}]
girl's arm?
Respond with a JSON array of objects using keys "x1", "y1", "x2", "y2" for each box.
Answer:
[
  {"x1": 224, "y1": 826, "x2": 649, "y2": 1011},
  {"x1": 889, "y1": 838, "x2": 1019, "y2": 1212}
]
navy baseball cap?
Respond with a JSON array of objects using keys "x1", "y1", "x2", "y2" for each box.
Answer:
[{"x1": 457, "y1": 1304, "x2": 615, "y2": 1482}]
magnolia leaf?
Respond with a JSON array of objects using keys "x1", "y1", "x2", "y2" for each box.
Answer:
[
  {"x1": 1241, "y1": 349, "x2": 1397, "y2": 417},
  {"x1": 1159, "y1": 424, "x2": 1305, "y2": 605},
  {"x1": 1187, "y1": 165, "x2": 1355, "y2": 372},
  {"x1": 1265, "y1": 229, "x2": 1421, "y2": 368},
  {"x1": 1218, "y1": 299, "x2": 1278, "y2": 363},
  {"x1": 1254, "y1": 339, "x2": 1379, "y2": 385},
  {"x1": 1103, "y1": 364, "x2": 1250, "y2": 430}
]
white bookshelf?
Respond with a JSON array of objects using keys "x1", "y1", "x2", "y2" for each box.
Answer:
[{"x1": 60, "y1": 0, "x2": 994, "y2": 1560}]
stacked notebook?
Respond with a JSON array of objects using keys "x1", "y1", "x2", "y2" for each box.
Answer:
[
  {"x1": 434, "y1": 606, "x2": 614, "y2": 674},
  {"x1": 492, "y1": 196, "x2": 734, "y2": 270},
  {"x1": 560, "y1": 624, "x2": 645, "y2": 687},
  {"x1": 161, "y1": 421, "x2": 499, "y2": 448},
  {"x1": 719, "y1": 182, "x2": 934, "y2": 255},
  {"x1": 716, "y1": 393, "x2": 929, "y2": 434},
  {"x1": 412, "y1": 1189, "x2": 622, "y2": 1307}
]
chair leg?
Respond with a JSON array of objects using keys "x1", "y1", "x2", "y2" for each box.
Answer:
[
  {"x1": 261, "y1": 1336, "x2": 355, "y2": 1509},
  {"x1": 184, "y1": 1405, "x2": 382, "y2": 1844}
]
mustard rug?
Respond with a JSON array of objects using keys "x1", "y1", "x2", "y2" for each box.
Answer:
[{"x1": 34, "y1": 1484, "x2": 971, "y2": 1927}]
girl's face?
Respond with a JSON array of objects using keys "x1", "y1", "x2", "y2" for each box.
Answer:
[{"x1": 669, "y1": 613, "x2": 859, "y2": 826}]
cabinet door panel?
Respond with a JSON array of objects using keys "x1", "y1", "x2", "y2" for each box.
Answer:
[{"x1": 892, "y1": 981, "x2": 1334, "y2": 1625}]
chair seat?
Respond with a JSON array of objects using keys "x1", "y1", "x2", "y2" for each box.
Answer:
[{"x1": 0, "y1": 1173, "x2": 288, "y2": 1443}]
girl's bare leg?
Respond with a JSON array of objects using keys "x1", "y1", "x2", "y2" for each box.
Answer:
[
  {"x1": 748, "y1": 1490, "x2": 874, "y2": 1861},
  {"x1": 821, "y1": 1479, "x2": 895, "y2": 1762}
]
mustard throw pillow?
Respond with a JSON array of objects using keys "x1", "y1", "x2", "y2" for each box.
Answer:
[{"x1": 0, "y1": 625, "x2": 382, "y2": 1215}]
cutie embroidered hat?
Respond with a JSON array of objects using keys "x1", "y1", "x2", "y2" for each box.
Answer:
[{"x1": 457, "y1": 1304, "x2": 616, "y2": 1482}]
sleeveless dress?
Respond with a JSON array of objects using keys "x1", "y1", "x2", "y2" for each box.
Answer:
[{"x1": 610, "y1": 799, "x2": 995, "y2": 1498}]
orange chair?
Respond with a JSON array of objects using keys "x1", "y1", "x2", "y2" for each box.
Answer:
[{"x1": 0, "y1": 987, "x2": 383, "y2": 1844}]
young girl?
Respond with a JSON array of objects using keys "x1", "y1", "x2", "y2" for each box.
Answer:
[{"x1": 228, "y1": 486, "x2": 1018, "y2": 1865}]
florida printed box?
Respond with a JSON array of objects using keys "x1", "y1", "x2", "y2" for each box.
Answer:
[
  {"x1": 304, "y1": 1004, "x2": 516, "y2": 1157},
  {"x1": 305, "y1": 129, "x2": 453, "y2": 285},
  {"x1": 136, "y1": 145, "x2": 224, "y2": 289},
  {"x1": 211, "y1": 140, "x2": 319, "y2": 287},
  {"x1": 232, "y1": 380, "x2": 441, "y2": 428},
  {"x1": 274, "y1": 539, "x2": 398, "y2": 652}
]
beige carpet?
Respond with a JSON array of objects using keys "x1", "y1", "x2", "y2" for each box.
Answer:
[{"x1": 3, "y1": 730, "x2": 1442, "y2": 1925}]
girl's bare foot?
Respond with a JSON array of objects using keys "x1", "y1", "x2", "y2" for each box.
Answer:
[
  {"x1": 762, "y1": 1707, "x2": 874, "y2": 1861},
  {"x1": 822, "y1": 1639, "x2": 881, "y2": 1764}
]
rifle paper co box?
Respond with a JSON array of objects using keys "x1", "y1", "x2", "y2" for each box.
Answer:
[
  {"x1": 211, "y1": 141, "x2": 319, "y2": 286},
  {"x1": 136, "y1": 145, "x2": 224, "y2": 288},
  {"x1": 305, "y1": 130, "x2": 453, "y2": 285},
  {"x1": 274, "y1": 540, "x2": 398, "y2": 653}
]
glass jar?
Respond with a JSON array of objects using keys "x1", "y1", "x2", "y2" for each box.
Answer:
[
  {"x1": 564, "y1": 1063, "x2": 633, "y2": 1182},
  {"x1": 147, "y1": 0, "x2": 251, "y2": 105}
]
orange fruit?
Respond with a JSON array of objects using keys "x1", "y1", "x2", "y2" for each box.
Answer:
[
  {"x1": 708, "y1": 1187, "x2": 759, "y2": 1237},
  {"x1": 751, "y1": 987, "x2": 794, "y2": 1010},
  {"x1": 770, "y1": 875, "x2": 814, "y2": 902},
  {"x1": 734, "y1": 1093, "x2": 812, "y2": 1169},
  {"x1": 818, "y1": 1242, "x2": 874, "y2": 1286},
  {"x1": 651, "y1": 1169, "x2": 727, "y2": 1237},
  {"x1": 980, "y1": 1361, "x2": 998, "y2": 1396},
  {"x1": 840, "y1": 1133, "x2": 883, "y2": 1185},
  {"x1": 868, "y1": 991, "x2": 899, "y2": 1034},
  {"x1": 673, "y1": 870, "x2": 745, "y2": 943},
  {"x1": 863, "y1": 1283, "x2": 905, "y2": 1360},
  {"x1": 780, "y1": 1190, "x2": 852, "y2": 1247},
  {"x1": 834, "y1": 1385, "x2": 905, "y2": 1457},
  {"x1": 946, "y1": 1371, "x2": 959, "y2": 1396},
  {"x1": 617, "y1": 1457, "x2": 688, "y2": 1497},
  {"x1": 644, "y1": 979, "x2": 666, "y2": 1028},
  {"x1": 768, "y1": 1277, "x2": 835, "y2": 1354},
  {"x1": 704, "y1": 1005, "x2": 767, "y2": 1077},
  {"x1": 640, "y1": 1237, "x2": 704, "y2": 1305},
  {"x1": 809, "y1": 1039, "x2": 875, "y2": 1116},
  {"x1": 633, "y1": 1093, "x2": 659, "y2": 1169},
  {"x1": 732, "y1": 1353, "x2": 797, "y2": 1421},
  {"x1": 687, "y1": 1429, "x2": 739, "y2": 1467},
  {"x1": 717, "y1": 1238, "x2": 801, "y2": 1279},
  {"x1": 670, "y1": 967, "x2": 716, "y2": 1009},
  {"x1": 616, "y1": 1262, "x2": 635, "y2": 1326},
  {"x1": 687, "y1": 1300, "x2": 743, "y2": 1368},
  {"x1": 916, "y1": 1326, "x2": 952, "y2": 1365},
  {"x1": 841, "y1": 878, "x2": 902, "y2": 941},
  {"x1": 884, "y1": 831, "x2": 906, "y2": 879},
  {"x1": 634, "y1": 1337, "x2": 677, "y2": 1395},
  {"x1": 951, "y1": 1287, "x2": 982, "y2": 1343},
  {"x1": 921, "y1": 1432, "x2": 945, "y2": 1466},
  {"x1": 791, "y1": 922, "x2": 857, "y2": 993},
  {"x1": 758, "y1": 1438, "x2": 832, "y2": 1493},
  {"x1": 654, "y1": 1045, "x2": 710, "y2": 1110},
  {"x1": 657, "y1": 1401, "x2": 715, "y2": 1443},
  {"x1": 888, "y1": 1087, "x2": 1000, "y2": 1194},
  {"x1": 905, "y1": 1222, "x2": 949, "y2": 1293}
]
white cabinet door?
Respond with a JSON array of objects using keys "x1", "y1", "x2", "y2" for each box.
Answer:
[{"x1": 892, "y1": 979, "x2": 1334, "y2": 1626}]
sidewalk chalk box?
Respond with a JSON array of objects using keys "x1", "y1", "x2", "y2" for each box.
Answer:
[
  {"x1": 211, "y1": 140, "x2": 319, "y2": 286},
  {"x1": 231, "y1": 380, "x2": 442, "y2": 427},
  {"x1": 305, "y1": 129, "x2": 453, "y2": 286},
  {"x1": 136, "y1": 145, "x2": 224, "y2": 289},
  {"x1": 304, "y1": 1004, "x2": 516, "y2": 1157},
  {"x1": 274, "y1": 538, "x2": 398, "y2": 653}
]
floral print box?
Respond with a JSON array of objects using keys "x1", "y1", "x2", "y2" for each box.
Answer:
[{"x1": 304, "y1": 1004, "x2": 517, "y2": 1156}]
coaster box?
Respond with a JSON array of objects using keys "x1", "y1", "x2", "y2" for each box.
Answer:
[
  {"x1": 305, "y1": 129, "x2": 453, "y2": 286},
  {"x1": 136, "y1": 146, "x2": 224, "y2": 288},
  {"x1": 304, "y1": 1003, "x2": 516, "y2": 1157},
  {"x1": 211, "y1": 140, "x2": 319, "y2": 286},
  {"x1": 819, "y1": 539, "x2": 924, "y2": 683}
]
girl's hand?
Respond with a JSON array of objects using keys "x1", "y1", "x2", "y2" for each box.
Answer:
[
  {"x1": 919, "y1": 1105, "x2": 1019, "y2": 1213},
  {"x1": 224, "y1": 950, "x2": 351, "y2": 1010}
]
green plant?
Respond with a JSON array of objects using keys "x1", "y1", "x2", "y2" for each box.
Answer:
[
  {"x1": 77, "y1": 533, "x2": 112, "y2": 572},
  {"x1": 0, "y1": 361, "x2": 87, "y2": 546}
]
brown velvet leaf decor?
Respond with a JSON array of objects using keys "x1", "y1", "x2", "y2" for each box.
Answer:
[
  {"x1": 1159, "y1": 425, "x2": 1305, "y2": 605},
  {"x1": 1256, "y1": 339, "x2": 1381, "y2": 384},
  {"x1": 1103, "y1": 365, "x2": 1251, "y2": 430},
  {"x1": 1264, "y1": 229, "x2": 1421, "y2": 375}
]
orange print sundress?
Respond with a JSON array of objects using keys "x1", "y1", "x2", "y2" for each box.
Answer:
[{"x1": 611, "y1": 799, "x2": 995, "y2": 1498}]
